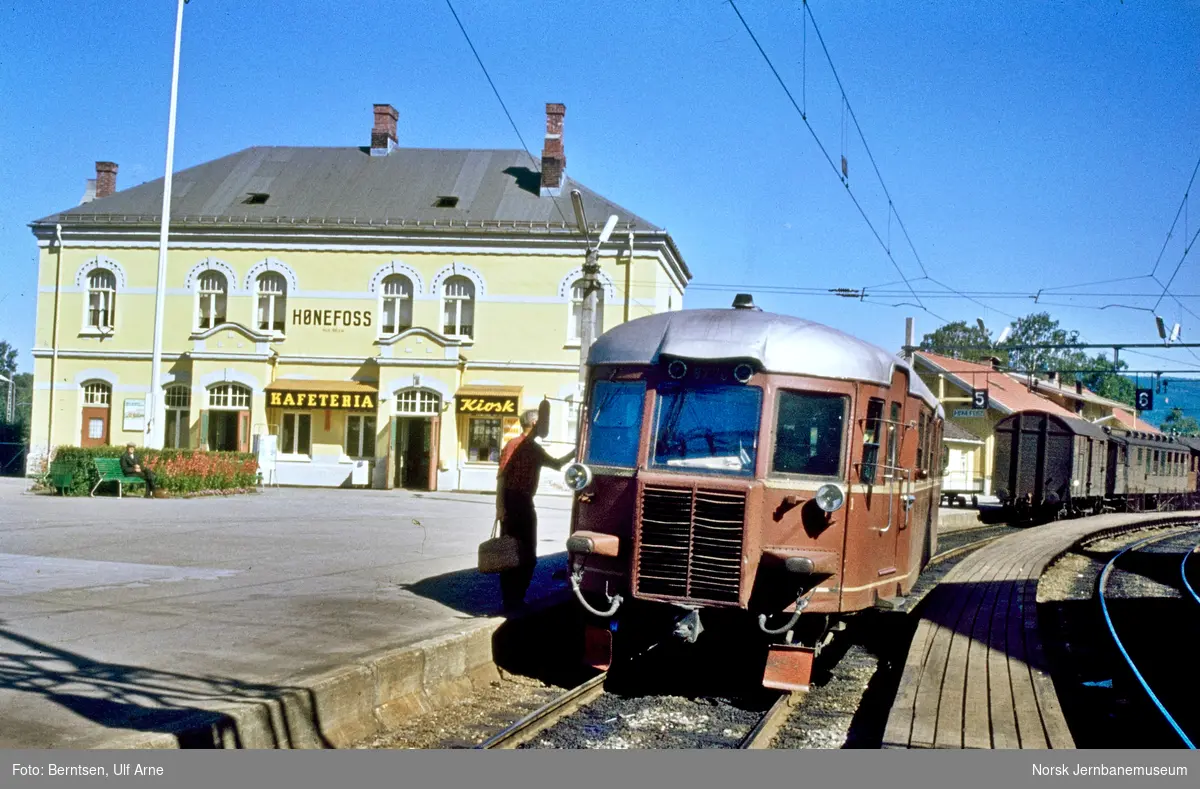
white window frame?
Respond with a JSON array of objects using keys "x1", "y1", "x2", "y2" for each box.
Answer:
[
  {"x1": 279, "y1": 411, "x2": 312, "y2": 457},
  {"x1": 567, "y1": 278, "x2": 604, "y2": 346},
  {"x1": 85, "y1": 269, "x2": 117, "y2": 332},
  {"x1": 82, "y1": 381, "x2": 111, "y2": 406},
  {"x1": 441, "y1": 275, "x2": 475, "y2": 340},
  {"x1": 207, "y1": 383, "x2": 251, "y2": 410},
  {"x1": 255, "y1": 272, "x2": 288, "y2": 335},
  {"x1": 395, "y1": 388, "x2": 441, "y2": 416},
  {"x1": 164, "y1": 385, "x2": 191, "y2": 449},
  {"x1": 196, "y1": 271, "x2": 229, "y2": 331},
  {"x1": 344, "y1": 413, "x2": 377, "y2": 459},
  {"x1": 379, "y1": 274, "x2": 414, "y2": 336}
]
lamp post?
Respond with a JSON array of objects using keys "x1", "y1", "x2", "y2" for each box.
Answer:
[
  {"x1": 569, "y1": 189, "x2": 618, "y2": 391},
  {"x1": 147, "y1": 0, "x2": 186, "y2": 449}
]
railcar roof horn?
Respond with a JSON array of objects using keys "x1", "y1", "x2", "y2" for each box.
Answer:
[{"x1": 732, "y1": 293, "x2": 761, "y2": 311}]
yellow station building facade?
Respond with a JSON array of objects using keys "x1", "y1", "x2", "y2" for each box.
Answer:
[{"x1": 28, "y1": 103, "x2": 690, "y2": 492}]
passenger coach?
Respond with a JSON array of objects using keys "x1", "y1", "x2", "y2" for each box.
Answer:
[{"x1": 561, "y1": 296, "x2": 944, "y2": 691}]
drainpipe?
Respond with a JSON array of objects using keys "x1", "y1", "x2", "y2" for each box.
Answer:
[
  {"x1": 47, "y1": 224, "x2": 64, "y2": 464},
  {"x1": 623, "y1": 231, "x2": 633, "y2": 324}
]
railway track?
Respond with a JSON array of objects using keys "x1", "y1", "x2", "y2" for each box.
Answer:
[
  {"x1": 1097, "y1": 523, "x2": 1200, "y2": 749},
  {"x1": 476, "y1": 526, "x2": 1012, "y2": 750}
]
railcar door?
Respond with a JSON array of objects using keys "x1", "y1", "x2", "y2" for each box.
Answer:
[{"x1": 844, "y1": 393, "x2": 901, "y2": 609}]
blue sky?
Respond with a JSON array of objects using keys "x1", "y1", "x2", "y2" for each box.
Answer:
[{"x1": 2, "y1": 0, "x2": 1199, "y2": 384}]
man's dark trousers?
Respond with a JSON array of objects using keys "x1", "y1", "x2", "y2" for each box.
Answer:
[{"x1": 499, "y1": 489, "x2": 537, "y2": 607}]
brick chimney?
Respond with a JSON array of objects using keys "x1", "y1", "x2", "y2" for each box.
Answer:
[
  {"x1": 95, "y1": 162, "x2": 118, "y2": 198},
  {"x1": 370, "y1": 104, "x2": 398, "y2": 156},
  {"x1": 540, "y1": 103, "x2": 566, "y2": 196}
]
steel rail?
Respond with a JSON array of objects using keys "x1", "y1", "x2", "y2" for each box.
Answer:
[
  {"x1": 1097, "y1": 525, "x2": 1200, "y2": 750},
  {"x1": 1181, "y1": 535, "x2": 1200, "y2": 607},
  {"x1": 475, "y1": 671, "x2": 608, "y2": 749},
  {"x1": 739, "y1": 692, "x2": 799, "y2": 749}
]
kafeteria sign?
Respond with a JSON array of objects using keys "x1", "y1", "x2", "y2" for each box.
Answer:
[
  {"x1": 268, "y1": 391, "x2": 376, "y2": 410},
  {"x1": 456, "y1": 395, "x2": 518, "y2": 415}
]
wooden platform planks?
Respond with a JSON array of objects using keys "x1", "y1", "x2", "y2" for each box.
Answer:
[{"x1": 883, "y1": 513, "x2": 1196, "y2": 750}]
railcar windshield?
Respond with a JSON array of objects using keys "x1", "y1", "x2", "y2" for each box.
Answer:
[
  {"x1": 651, "y1": 383, "x2": 762, "y2": 475},
  {"x1": 584, "y1": 379, "x2": 647, "y2": 467},
  {"x1": 771, "y1": 391, "x2": 847, "y2": 477}
]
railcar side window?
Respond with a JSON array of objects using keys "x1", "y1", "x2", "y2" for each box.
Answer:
[
  {"x1": 886, "y1": 402, "x2": 901, "y2": 478},
  {"x1": 771, "y1": 391, "x2": 847, "y2": 477},
  {"x1": 585, "y1": 380, "x2": 647, "y2": 467},
  {"x1": 861, "y1": 398, "x2": 885, "y2": 484},
  {"x1": 917, "y1": 412, "x2": 927, "y2": 472},
  {"x1": 651, "y1": 383, "x2": 762, "y2": 475}
]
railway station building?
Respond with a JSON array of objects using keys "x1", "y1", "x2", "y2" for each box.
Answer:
[{"x1": 27, "y1": 103, "x2": 690, "y2": 492}]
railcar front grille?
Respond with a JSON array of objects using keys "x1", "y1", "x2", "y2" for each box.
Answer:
[{"x1": 636, "y1": 485, "x2": 745, "y2": 604}]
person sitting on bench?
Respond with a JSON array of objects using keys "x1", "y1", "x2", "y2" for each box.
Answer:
[{"x1": 119, "y1": 443, "x2": 157, "y2": 498}]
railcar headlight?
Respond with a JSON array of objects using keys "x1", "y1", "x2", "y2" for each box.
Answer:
[
  {"x1": 564, "y1": 462, "x2": 593, "y2": 492},
  {"x1": 815, "y1": 483, "x2": 846, "y2": 513}
]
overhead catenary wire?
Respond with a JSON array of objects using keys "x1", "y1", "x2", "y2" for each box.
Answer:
[{"x1": 727, "y1": 0, "x2": 929, "y2": 314}]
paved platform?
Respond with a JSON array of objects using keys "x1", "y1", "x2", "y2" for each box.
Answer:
[
  {"x1": 884, "y1": 510, "x2": 1200, "y2": 749},
  {"x1": 0, "y1": 477, "x2": 570, "y2": 748}
]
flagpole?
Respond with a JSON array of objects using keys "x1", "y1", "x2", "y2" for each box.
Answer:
[{"x1": 147, "y1": 0, "x2": 185, "y2": 449}]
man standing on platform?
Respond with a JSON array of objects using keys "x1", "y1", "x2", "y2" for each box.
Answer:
[{"x1": 496, "y1": 409, "x2": 574, "y2": 609}]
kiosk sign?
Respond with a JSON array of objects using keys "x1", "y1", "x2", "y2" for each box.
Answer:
[{"x1": 456, "y1": 395, "x2": 518, "y2": 415}]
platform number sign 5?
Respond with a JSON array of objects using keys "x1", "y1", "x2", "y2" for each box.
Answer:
[
  {"x1": 1135, "y1": 389, "x2": 1154, "y2": 412},
  {"x1": 972, "y1": 389, "x2": 989, "y2": 410}
]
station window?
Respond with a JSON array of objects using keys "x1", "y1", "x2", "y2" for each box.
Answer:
[
  {"x1": 196, "y1": 271, "x2": 228, "y2": 330},
  {"x1": 280, "y1": 412, "x2": 312, "y2": 456},
  {"x1": 467, "y1": 417, "x2": 501, "y2": 463},
  {"x1": 86, "y1": 269, "x2": 117, "y2": 330},
  {"x1": 442, "y1": 276, "x2": 475, "y2": 339},
  {"x1": 380, "y1": 274, "x2": 413, "y2": 335},
  {"x1": 256, "y1": 272, "x2": 288, "y2": 334},
  {"x1": 771, "y1": 391, "x2": 846, "y2": 478},
  {"x1": 345, "y1": 414, "x2": 376, "y2": 459},
  {"x1": 83, "y1": 382, "x2": 111, "y2": 406}
]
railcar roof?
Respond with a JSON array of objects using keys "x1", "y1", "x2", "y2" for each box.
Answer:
[
  {"x1": 588, "y1": 308, "x2": 943, "y2": 413},
  {"x1": 1107, "y1": 427, "x2": 1191, "y2": 450}
]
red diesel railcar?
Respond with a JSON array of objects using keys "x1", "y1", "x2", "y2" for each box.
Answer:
[{"x1": 562, "y1": 296, "x2": 944, "y2": 691}]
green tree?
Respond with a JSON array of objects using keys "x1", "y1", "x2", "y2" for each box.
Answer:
[
  {"x1": 999, "y1": 312, "x2": 1089, "y2": 373},
  {"x1": 918, "y1": 321, "x2": 1001, "y2": 363},
  {"x1": 1162, "y1": 407, "x2": 1200, "y2": 436},
  {"x1": 1079, "y1": 354, "x2": 1135, "y2": 407},
  {"x1": 0, "y1": 340, "x2": 15, "y2": 379},
  {"x1": 13, "y1": 372, "x2": 32, "y2": 441}
]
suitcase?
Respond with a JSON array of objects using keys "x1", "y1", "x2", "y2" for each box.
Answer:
[{"x1": 478, "y1": 519, "x2": 521, "y2": 573}]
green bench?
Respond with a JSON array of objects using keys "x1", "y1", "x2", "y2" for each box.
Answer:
[
  {"x1": 48, "y1": 461, "x2": 74, "y2": 495},
  {"x1": 90, "y1": 457, "x2": 147, "y2": 498}
]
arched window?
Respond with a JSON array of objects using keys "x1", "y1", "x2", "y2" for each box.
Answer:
[
  {"x1": 87, "y1": 269, "x2": 117, "y2": 329},
  {"x1": 256, "y1": 272, "x2": 287, "y2": 334},
  {"x1": 164, "y1": 385, "x2": 191, "y2": 449},
  {"x1": 395, "y1": 389, "x2": 441, "y2": 415},
  {"x1": 83, "y1": 381, "x2": 111, "y2": 406},
  {"x1": 207, "y1": 383, "x2": 251, "y2": 409},
  {"x1": 196, "y1": 271, "x2": 228, "y2": 330},
  {"x1": 441, "y1": 276, "x2": 475, "y2": 339},
  {"x1": 569, "y1": 279, "x2": 604, "y2": 342},
  {"x1": 380, "y1": 274, "x2": 413, "y2": 335}
]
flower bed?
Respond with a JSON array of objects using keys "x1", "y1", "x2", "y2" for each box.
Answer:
[{"x1": 50, "y1": 446, "x2": 258, "y2": 497}]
